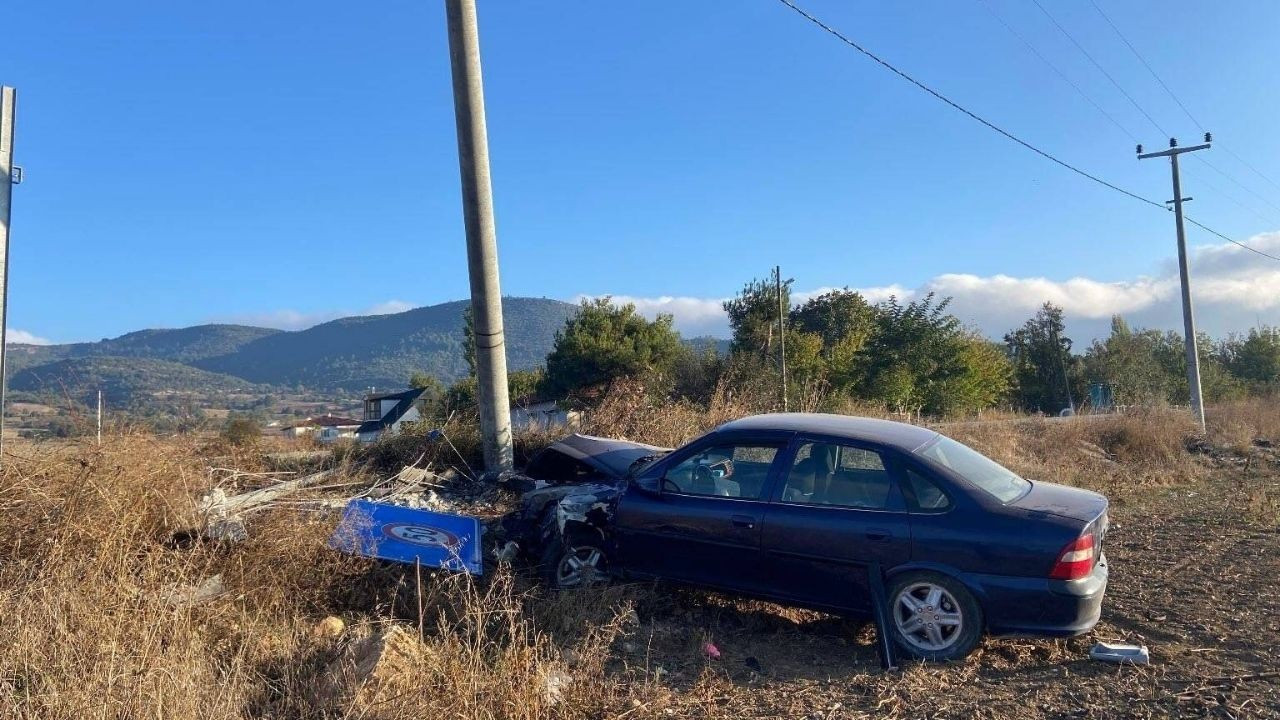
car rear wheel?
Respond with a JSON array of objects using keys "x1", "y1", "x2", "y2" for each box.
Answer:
[
  {"x1": 887, "y1": 571, "x2": 982, "y2": 662},
  {"x1": 540, "y1": 536, "x2": 610, "y2": 590}
]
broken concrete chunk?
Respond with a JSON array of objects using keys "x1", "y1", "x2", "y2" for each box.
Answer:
[{"x1": 313, "y1": 624, "x2": 431, "y2": 706}]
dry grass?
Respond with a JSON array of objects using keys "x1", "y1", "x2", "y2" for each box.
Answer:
[{"x1": 1, "y1": 398, "x2": 1277, "y2": 718}]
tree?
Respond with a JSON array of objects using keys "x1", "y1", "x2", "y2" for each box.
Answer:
[
  {"x1": 924, "y1": 334, "x2": 1013, "y2": 415},
  {"x1": 724, "y1": 273, "x2": 791, "y2": 357},
  {"x1": 221, "y1": 415, "x2": 261, "y2": 447},
  {"x1": 409, "y1": 372, "x2": 447, "y2": 419},
  {"x1": 862, "y1": 294, "x2": 966, "y2": 414},
  {"x1": 1219, "y1": 326, "x2": 1280, "y2": 388},
  {"x1": 1083, "y1": 316, "x2": 1180, "y2": 406},
  {"x1": 1004, "y1": 303, "x2": 1080, "y2": 413},
  {"x1": 541, "y1": 298, "x2": 683, "y2": 401},
  {"x1": 789, "y1": 289, "x2": 878, "y2": 396}
]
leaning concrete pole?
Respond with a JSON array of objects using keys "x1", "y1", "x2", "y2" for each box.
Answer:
[
  {"x1": 444, "y1": 0, "x2": 513, "y2": 471},
  {"x1": 0, "y1": 87, "x2": 17, "y2": 462}
]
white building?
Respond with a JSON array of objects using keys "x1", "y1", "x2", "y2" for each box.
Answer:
[{"x1": 280, "y1": 415, "x2": 361, "y2": 442}]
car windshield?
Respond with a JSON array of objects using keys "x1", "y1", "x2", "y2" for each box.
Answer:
[{"x1": 916, "y1": 436, "x2": 1030, "y2": 503}]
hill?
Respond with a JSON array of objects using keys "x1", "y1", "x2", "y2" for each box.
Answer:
[
  {"x1": 9, "y1": 298, "x2": 582, "y2": 400},
  {"x1": 9, "y1": 356, "x2": 265, "y2": 407},
  {"x1": 193, "y1": 297, "x2": 578, "y2": 390}
]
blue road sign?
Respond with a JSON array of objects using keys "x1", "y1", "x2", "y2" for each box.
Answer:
[{"x1": 329, "y1": 499, "x2": 483, "y2": 575}]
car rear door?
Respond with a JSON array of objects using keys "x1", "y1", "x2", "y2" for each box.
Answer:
[
  {"x1": 612, "y1": 435, "x2": 788, "y2": 594},
  {"x1": 759, "y1": 437, "x2": 912, "y2": 612}
]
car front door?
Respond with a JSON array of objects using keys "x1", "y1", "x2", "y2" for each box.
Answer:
[
  {"x1": 613, "y1": 436, "x2": 787, "y2": 594},
  {"x1": 759, "y1": 437, "x2": 913, "y2": 612}
]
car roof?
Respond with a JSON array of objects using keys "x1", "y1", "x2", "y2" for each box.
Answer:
[{"x1": 714, "y1": 413, "x2": 939, "y2": 451}]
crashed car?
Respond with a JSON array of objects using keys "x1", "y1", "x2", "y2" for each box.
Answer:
[{"x1": 501, "y1": 413, "x2": 1110, "y2": 662}]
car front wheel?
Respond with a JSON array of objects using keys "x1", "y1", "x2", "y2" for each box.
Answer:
[
  {"x1": 540, "y1": 536, "x2": 610, "y2": 590},
  {"x1": 887, "y1": 571, "x2": 983, "y2": 662}
]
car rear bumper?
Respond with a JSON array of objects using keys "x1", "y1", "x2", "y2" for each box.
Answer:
[{"x1": 961, "y1": 552, "x2": 1109, "y2": 637}]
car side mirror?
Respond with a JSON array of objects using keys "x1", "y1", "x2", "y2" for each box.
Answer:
[{"x1": 632, "y1": 475, "x2": 662, "y2": 496}]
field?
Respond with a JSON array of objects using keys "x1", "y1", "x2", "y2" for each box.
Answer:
[{"x1": 0, "y1": 401, "x2": 1277, "y2": 719}]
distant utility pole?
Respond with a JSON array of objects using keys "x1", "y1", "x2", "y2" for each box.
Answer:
[
  {"x1": 0, "y1": 87, "x2": 18, "y2": 462},
  {"x1": 1138, "y1": 134, "x2": 1211, "y2": 433},
  {"x1": 775, "y1": 266, "x2": 788, "y2": 412},
  {"x1": 97, "y1": 390, "x2": 103, "y2": 446},
  {"x1": 444, "y1": 0, "x2": 513, "y2": 472}
]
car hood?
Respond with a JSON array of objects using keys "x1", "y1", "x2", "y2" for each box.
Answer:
[
  {"x1": 545, "y1": 433, "x2": 669, "y2": 480},
  {"x1": 1007, "y1": 480, "x2": 1108, "y2": 523}
]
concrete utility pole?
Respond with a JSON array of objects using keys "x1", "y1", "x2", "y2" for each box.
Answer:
[
  {"x1": 775, "y1": 266, "x2": 788, "y2": 412},
  {"x1": 1138, "y1": 135, "x2": 1211, "y2": 433},
  {"x1": 0, "y1": 87, "x2": 17, "y2": 461},
  {"x1": 444, "y1": 0, "x2": 513, "y2": 471}
]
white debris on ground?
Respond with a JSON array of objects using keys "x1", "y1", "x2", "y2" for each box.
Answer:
[{"x1": 540, "y1": 668, "x2": 573, "y2": 706}]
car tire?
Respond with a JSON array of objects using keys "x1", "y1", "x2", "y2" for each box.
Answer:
[
  {"x1": 539, "y1": 535, "x2": 610, "y2": 590},
  {"x1": 886, "y1": 571, "x2": 983, "y2": 662}
]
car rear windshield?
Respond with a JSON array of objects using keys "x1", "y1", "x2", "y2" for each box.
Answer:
[{"x1": 916, "y1": 436, "x2": 1031, "y2": 503}]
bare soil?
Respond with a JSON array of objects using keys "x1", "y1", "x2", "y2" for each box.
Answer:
[{"x1": 596, "y1": 465, "x2": 1280, "y2": 719}]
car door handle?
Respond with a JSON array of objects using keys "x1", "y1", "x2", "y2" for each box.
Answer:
[
  {"x1": 731, "y1": 514, "x2": 756, "y2": 529},
  {"x1": 865, "y1": 528, "x2": 893, "y2": 542}
]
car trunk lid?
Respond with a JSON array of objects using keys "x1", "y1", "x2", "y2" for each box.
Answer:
[{"x1": 1008, "y1": 480, "x2": 1108, "y2": 523}]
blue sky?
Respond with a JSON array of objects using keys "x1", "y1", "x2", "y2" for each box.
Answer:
[{"x1": 6, "y1": 0, "x2": 1280, "y2": 345}]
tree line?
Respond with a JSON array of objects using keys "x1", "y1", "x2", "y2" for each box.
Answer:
[{"x1": 421, "y1": 271, "x2": 1279, "y2": 419}]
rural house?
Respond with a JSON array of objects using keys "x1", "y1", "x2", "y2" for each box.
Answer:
[
  {"x1": 279, "y1": 414, "x2": 361, "y2": 442},
  {"x1": 357, "y1": 388, "x2": 427, "y2": 443}
]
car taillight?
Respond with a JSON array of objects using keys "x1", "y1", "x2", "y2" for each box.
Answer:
[{"x1": 1049, "y1": 533, "x2": 1095, "y2": 580}]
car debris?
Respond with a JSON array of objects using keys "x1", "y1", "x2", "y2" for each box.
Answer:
[
  {"x1": 329, "y1": 499, "x2": 483, "y2": 575},
  {"x1": 1089, "y1": 641, "x2": 1150, "y2": 665},
  {"x1": 493, "y1": 434, "x2": 668, "y2": 573},
  {"x1": 197, "y1": 469, "x2": 334, "y2": 541}
]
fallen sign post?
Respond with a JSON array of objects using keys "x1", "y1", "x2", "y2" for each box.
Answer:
[{"x1": 329, "y1": 499, "x2": 483, "y2": 576}]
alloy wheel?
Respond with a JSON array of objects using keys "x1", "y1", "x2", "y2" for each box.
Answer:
[{"x1": 893, "y1": 581, "x2": 965, "y2": 652}]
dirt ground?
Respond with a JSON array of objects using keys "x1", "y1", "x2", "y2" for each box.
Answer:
[
  {"x1": 594, "y1": 465, "x2": 1280, "y2": 719},
  {"x1": 3, "y1": 408, "x2": 1278, "y2": 719}
]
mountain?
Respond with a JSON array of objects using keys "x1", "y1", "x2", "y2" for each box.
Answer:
[
  {"x1": 10, "y1": 298, "x2": 581, "y2": 400},
  {"x1": 193, "y1": 298, "x2": 578, "y2": 390},
  {"x1": 5, "y1": 324, "x2": 281, "y2": 376},
  {"x1": 10, "y1": 356, "x2": 265, "y2": 406}
]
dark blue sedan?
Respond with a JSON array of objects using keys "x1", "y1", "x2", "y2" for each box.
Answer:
[{"x1": 506, "y1": 413, "x2": 1110, "y2": 662}]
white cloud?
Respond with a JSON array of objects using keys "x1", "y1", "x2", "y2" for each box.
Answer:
[
  {"x1": 6, "y1": 329, "x2": 51, "y2": 345},
  {"x1": 213, "y1": 299, "x2": 418, "y2": 331},
  {"x1": 594, "y1": 232, "x2": 1280, "y2": 343}
]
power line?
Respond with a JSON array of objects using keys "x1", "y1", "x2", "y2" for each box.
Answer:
[
  {"x1": 1085, "y1": 0, "x2": 1280, "y2": 213},
  {"x1": 979, "y1": 0, "x2": 1280, "y2": 226},
  {"x1": 1029, "y1": 0, "x2": 1167, "y2": 136},
  {"x1": 978, "y1": 0, "x2": 1139, "y2": 144},
  {"x1": 1085, "y1": 0, "x2": 1203, "y2": 130},
  {"x1": 772, "y1": 0, "x2": 1280, "y2": 263},
  {"x1": 1183, "y1": 217, "x2": 1280, "y2": 262}
]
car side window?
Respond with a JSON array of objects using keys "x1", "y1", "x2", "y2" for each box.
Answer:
[
  {"x1": 905, "y1": 468, "x2": 952, "y2": 512},
  {"x1": 663, "y1": 444, "x2": 779, "y2": 499},
  {"x1": 780, "y1": 442, "x2": 894, "y2": 509}
]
